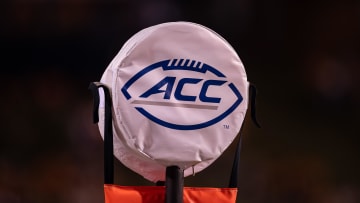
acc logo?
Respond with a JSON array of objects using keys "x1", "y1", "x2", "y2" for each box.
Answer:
[{"x1": 121, "y1": 59, "x2": 243, "y2": 130}]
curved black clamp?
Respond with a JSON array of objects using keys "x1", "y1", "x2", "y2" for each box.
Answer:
[{"x1": 88, "y1": 82, "x2": 114, "y2": 184}]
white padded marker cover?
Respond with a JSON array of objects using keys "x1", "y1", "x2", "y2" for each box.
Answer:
[{"x1": 98, "y1": 22, "x2": 248, "y2": 182}]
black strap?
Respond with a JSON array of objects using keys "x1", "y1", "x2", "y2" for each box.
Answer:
[
  {"x1": 228, "y1": 126, "x2": 243, "y2": 188},
  {"x1": 89, "y1": 82, "x2": 114, "y2": 184},
  {"x1": 249, "y1": 84, "x2": 261, "y2": 128},
  {"x1": 228, "y1": 83, "x2": 260, "y2": 188}
]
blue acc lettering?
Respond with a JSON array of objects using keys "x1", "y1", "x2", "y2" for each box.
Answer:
[
  {"x1": 120, "y1": 59, "x2": 243, "y2": 130},
  {"x1": 140, "y1": 76, "x2": 226, "y2": 103}
]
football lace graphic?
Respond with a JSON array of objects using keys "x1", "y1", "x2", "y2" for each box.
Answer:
[{"x1": 121, "y1": 59, "x2": 243, "y2": 130}]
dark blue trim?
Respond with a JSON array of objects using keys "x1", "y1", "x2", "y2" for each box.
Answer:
[{"x1": 121, "y1": 59, "x2": 243, "y2": 130}]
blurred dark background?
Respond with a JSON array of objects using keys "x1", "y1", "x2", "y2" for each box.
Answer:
[{"x1": 1, "y1": 0, "x2": 359, "y2": 203}]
